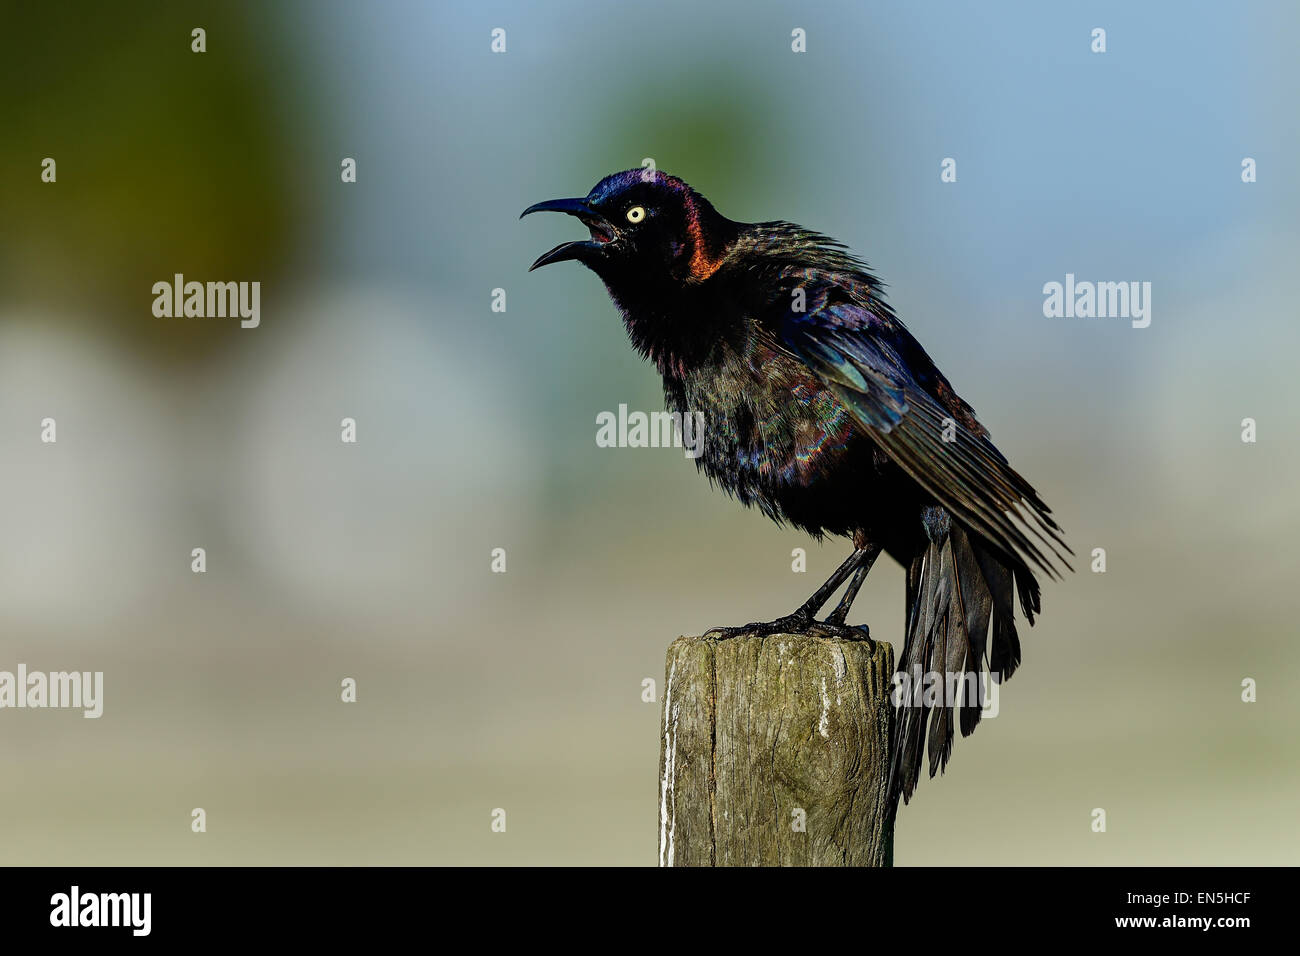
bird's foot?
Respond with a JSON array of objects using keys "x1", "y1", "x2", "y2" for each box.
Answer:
[
  {"x1": 806, "y1": 620, "x2": 872, "y2": 642},
  {"x1": 704, "y1": 610, "x2": 810, "y2": 640},
  {"x1": 704, "y1": 613, "x2": 871, "y2": 643}
]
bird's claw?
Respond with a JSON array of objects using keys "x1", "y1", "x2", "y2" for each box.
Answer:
[
  {"x1": 704, "y1": 610, "x2": 808, "y2": 640},
  {"x1": 806, "y1": 621, "x2": 872, "y2": 642},
  {"x1": 704, "y1": 614, "x2": 871, "y2": 643}
]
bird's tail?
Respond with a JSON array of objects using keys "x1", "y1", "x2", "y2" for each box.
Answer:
[{"x1": 885, "y1": 514, "x2": 1039, "y2": 814}]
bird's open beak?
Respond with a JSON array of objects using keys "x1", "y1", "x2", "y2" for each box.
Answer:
[{"x1": 520, "y1": 197, "x2": 617, "y2": 271}]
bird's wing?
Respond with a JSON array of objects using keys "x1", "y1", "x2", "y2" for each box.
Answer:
[{"x1": 773, "y1": 290, "x2": 1071, "y2": 578}]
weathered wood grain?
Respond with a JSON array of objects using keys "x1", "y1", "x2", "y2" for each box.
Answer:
[{"x1": 658, "y1": 632, "x2": 894, "y2": 866}]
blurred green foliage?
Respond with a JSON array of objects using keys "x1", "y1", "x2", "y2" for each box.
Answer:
[{"x1": 0, "y1": 2, "x2": 308, "y2": 362}]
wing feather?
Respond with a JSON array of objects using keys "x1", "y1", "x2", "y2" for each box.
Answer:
[{"x1": 777, "y1": 304, "x2": 1072, "y2": 578}]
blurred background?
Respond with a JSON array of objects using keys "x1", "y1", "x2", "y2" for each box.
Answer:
[{"x1": 1, "y1": 0, "x2": 1297, "y2": 865}]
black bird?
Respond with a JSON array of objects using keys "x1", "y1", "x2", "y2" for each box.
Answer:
[{"x1": 522, "y1": 170, "x2": 1071, "y2": 806}]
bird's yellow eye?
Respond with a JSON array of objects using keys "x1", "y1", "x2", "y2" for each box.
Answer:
[{"x1": 626, "y1": 205, "x2": 646, "y2": 224}]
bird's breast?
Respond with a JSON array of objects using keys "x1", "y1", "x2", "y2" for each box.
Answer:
[{"x1": 670, "y1": 346, "x2": 860, "y2": 494}]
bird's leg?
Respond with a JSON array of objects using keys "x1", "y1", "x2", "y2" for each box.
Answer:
[
  {"x1": 825, "y1": 542, "x2": 883, "y2": 625},
  {"x1": 705, "y1": 548, "x2": 870, "y2": 640}
]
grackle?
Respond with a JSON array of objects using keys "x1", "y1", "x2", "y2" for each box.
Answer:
[{"x1": 523, "y1": 170, "x2": 1071, "y2": 805}]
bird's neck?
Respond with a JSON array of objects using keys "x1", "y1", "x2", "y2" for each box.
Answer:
[
  {"x1": 609, "y1": 208, "x2": 746, "y2": 375},
  {"x1": 606, "y1": 283, "x2": 719, "y2": 379}
]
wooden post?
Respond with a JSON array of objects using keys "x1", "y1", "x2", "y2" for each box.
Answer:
[{"x1": 658, "y1": 632, "x2": 894, "y2": 866}]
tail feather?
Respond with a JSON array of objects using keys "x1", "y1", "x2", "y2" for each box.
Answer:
[
  {"x1": 951, "y1": 531, "x2": 991, "y2": 738},
  {"x1": 971, "y1": 547, "x2": 1024, "y2": 680},
  {"x1": 888, "y1": 518, "x2": 1036, "y2": 810}
]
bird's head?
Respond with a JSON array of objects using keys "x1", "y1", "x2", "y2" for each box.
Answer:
[{"x1": 521, "y1": 170, "x2": 739, "y2": 290}]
